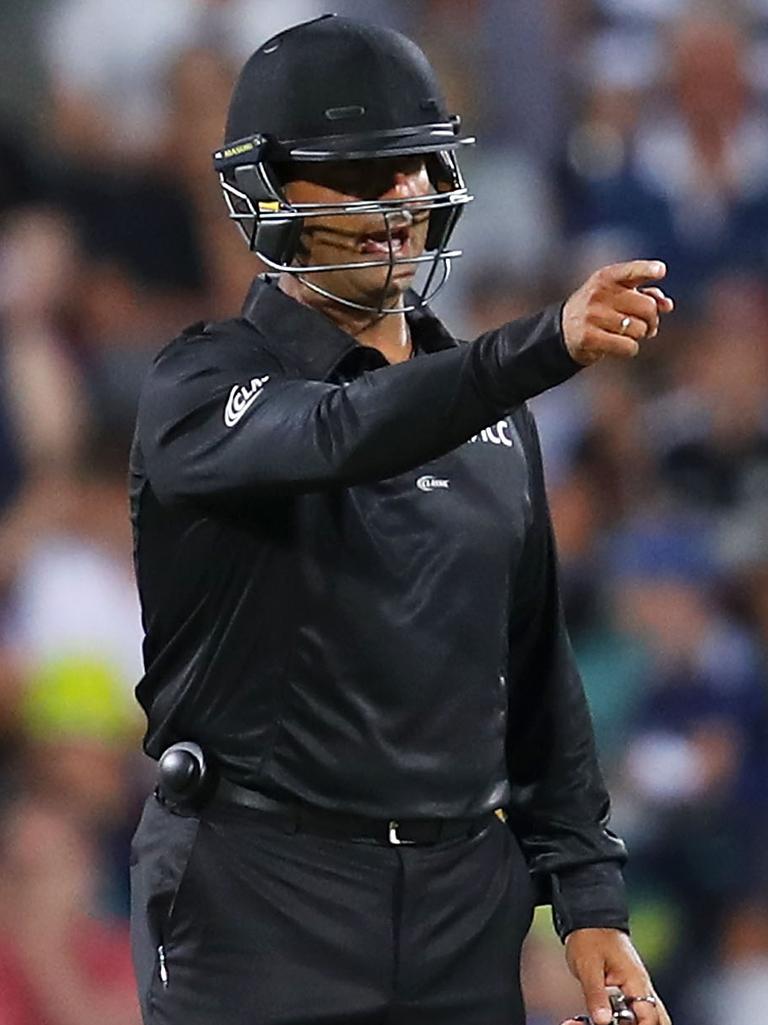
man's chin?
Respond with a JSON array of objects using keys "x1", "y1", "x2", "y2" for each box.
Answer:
[{"x1": 318, "y1": 264, "x2": 416, "y2": 309}]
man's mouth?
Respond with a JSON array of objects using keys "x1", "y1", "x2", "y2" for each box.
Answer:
[{"x1": 359, "y1": 224, "x2": 411, "y2": 256}]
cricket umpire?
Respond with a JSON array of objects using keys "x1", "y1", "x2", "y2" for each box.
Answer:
[{"x1": 129, "y1": 14, "x2": 673, "y2": 1025}]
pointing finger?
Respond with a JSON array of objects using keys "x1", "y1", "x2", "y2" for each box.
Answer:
[{"x1": 602, "y1": 260, "x2": 667, "y2": 286}]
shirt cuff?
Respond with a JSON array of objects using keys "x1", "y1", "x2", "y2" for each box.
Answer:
[
  {"x1": 472, "y1": 302, "x2": 583, "y2": 412},
  {"x1": 550, "y1": 861, "x2": 630, "y2": 942}
]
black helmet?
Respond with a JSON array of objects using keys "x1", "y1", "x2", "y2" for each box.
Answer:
[{"x1": 213, "y1": 13, "x2": 475, "y2": 313}]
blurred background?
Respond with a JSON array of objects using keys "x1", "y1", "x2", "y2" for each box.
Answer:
[{"x1": 0, "y1": 0, "x2": 767, "y2": 1022}]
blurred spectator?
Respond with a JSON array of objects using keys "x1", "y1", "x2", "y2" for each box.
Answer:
[
  {"x1": 603, "y1": 517, "x2": 768, "y2": 1003},
  {"x1": 5, "y1": 430, "x2": 144, "y2": 701},
  {"x1": 0, "y1": 796, "x2": 140, "y2": 1025},
  {"x1": 570, "y1": 10, "x2": 768, "y2": 307},
  {"x1": 35, "y1": 2, "x2": 331, "y2": 330},
  {"x1": 74, "y1": 254, "x2": 196, "y2": 436},
  {"x1": 718, "y1": 498, "x2": 768, "y2": 654},
  {"x1": 160, "y1": 45, "x2": 255, "y2": 317},
  {"x1": 611, "y1": 517, "x2": 767, "y2": 811},
  {"x1": 0, "y1": 127, "x2": 38, "y2": 217},
  {"x1": 645, "y1": 279, "x2": 768, "y2": 513},
  {"x1": 441, "y1": 146, "x2": 558, "y2": 333},
  {"x1": 42, "y1": 0, "x2": 326, "y2": 166},
  {"x1": 691, "y1": 898, "x2": 768, "y2": 1024},
  {"x1": 413, "y1": 0, "x2": 564, "y2": 163},
  {"x1": 546, "y1": 451, "x2": 651, "y2": 766},
  {"x1": 0, "y1": 206, "x2": 87, "y2": 509},
  {"x1": 0, "y1": 427, "x2": 146, "y2": 916}
]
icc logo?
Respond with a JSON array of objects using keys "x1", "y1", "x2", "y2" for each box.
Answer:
[{"x1": 469, "y1": 420, "x2": 515, "y2": 448}]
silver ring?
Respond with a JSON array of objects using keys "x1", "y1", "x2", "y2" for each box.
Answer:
[
  {"x1": 619, "y1": 315, "x2": 632, "y2": 335},
  {"x1": 627, "y1": 995, "x2": 658, "y2": 1007}
]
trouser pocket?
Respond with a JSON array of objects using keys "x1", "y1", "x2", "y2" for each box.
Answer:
[{"x1": 129, "y1": 795, "x2": 200, "y2": 1023}]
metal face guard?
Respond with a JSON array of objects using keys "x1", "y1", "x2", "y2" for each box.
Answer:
[{"x1": 218, "y1": 149, "x2": 473, "y2": 314}]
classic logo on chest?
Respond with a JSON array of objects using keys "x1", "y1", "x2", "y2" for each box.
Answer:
[
  {"x1": 416, "y1": 475, "x2": 451, "y2": 492},
  {"x1": 469, "y1": 419, "x2": 516, "y2": 448}
]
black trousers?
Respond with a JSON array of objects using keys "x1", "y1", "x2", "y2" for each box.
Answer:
[{"x1": 130, "y1": 794, "x2": 535, "y2": 1024}]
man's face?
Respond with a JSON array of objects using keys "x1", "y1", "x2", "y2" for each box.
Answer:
[{"x1": 282, "y1": 155, "x2": 434, "y2": 309}]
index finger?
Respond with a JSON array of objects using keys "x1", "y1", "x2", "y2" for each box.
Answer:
[{"x1": 603, "y1": 260, "x2": 667, "y2": 286}]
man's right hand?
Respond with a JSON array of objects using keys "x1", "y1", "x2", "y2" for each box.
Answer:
[{"x1": 562, "y1": 261, "x2": 674, "y2": 366}]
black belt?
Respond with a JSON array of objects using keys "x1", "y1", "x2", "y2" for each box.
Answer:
[
  {"x1": 157, "y1": 775, "x2": 492, "y2": 846},
  {"x1": 216, "y1": 778, "x2": 492, "y2": 845},
  {"x1": 153, "y1": 742, "x2": 493, "y2": 846}
]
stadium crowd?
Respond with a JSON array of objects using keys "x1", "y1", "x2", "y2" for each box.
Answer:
[{"x1": 0, "y1": 1, "x2": 767, "y2": 1022}]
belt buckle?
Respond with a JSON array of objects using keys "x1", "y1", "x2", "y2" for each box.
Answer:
[{"x1": 388, "y1": 819, "x2": 416, "y2": 845}]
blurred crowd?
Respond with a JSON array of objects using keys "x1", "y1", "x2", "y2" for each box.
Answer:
[{"x1": 0, "y1": 1, "x2": 767, "y2": 1023}]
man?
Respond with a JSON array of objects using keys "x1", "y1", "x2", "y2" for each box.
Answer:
[{"x1": 129, "y1": 14, "x2": 673, "y2": 1025}]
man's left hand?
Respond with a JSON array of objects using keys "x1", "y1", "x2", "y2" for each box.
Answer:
[{"x1": 562, "y1": 928, "x2": 672, "y2": 1025}]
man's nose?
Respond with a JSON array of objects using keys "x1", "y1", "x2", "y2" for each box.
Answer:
[{"x1": 381, "y1": 171, "x2": 419, "y2": 200}]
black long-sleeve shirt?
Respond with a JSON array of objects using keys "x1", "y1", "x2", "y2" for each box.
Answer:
[{"x1": 130, "y1": 276, "x2": 628, "y2": 937}]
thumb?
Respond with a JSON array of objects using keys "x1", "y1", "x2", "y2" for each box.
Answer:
[{"x1": 578, "y1": 963, "x2": 613, "y2": 1025}]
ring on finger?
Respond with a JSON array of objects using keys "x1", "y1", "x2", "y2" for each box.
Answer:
[
  {"x1": 627, "y1": 995, "x2": 658, "y2": 1007},
  {"x1": 619, "y1": 315, "x2": 632, "y2": 335}
]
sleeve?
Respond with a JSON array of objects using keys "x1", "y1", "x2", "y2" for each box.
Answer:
[
  {"x1": 137, "y1": 306, "x2": 581, "y2": 504},
  {"x1": 504, "y1": 406, "x2": 629, "y2": 941}
]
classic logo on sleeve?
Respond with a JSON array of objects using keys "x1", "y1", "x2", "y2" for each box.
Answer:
[{"x1": 224, "y1": 376, "x2": 270, "y2": 427}]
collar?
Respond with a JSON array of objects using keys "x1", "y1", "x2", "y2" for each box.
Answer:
[{"x1": 241, "y1": 276, "x2": 458, "y2": 382}]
